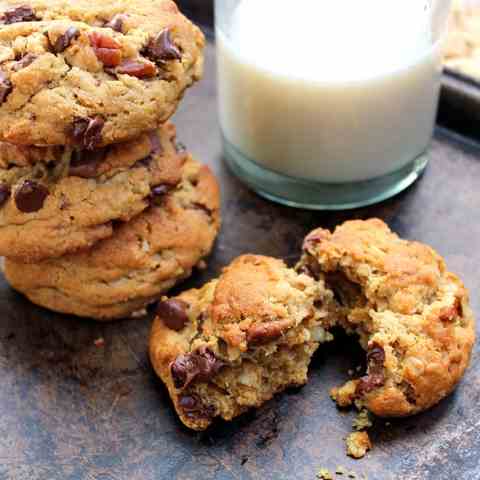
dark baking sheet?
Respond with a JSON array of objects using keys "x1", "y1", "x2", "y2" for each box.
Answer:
[{"x1": 0, "y1": 41, "x2": 479, "y2": 480}]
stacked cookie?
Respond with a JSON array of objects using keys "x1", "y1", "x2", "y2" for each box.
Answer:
[{"x1": 0, "y1": 0, "x2": 221, "y2": 319}]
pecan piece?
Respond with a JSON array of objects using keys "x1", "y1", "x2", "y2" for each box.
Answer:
[
  {"x1": 246, "y1": 318, "x2": 293, "y2": 346},
  {"x1": 116, "y1": 59, "x2": 157, "y2": 78},
  {"x1": 89, "y1": 32, "x2": 121, "y2": 67},
  {"x1": 439, "y1": 297, "x2": 462, "y2": 322}
]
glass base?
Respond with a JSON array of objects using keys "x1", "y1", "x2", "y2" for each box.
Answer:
[{"x1": 222, "y1": 136, "x2": 429, "y2": 210}]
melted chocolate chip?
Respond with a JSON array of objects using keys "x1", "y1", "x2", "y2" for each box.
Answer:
[
  {"x1": 157, "y1": 299, "x2": 189, "y2": 331},
  {"x1": 14, "y1": 180, "x2": 48, "y2": 213},
  {"x1": 143, "y1": 29, "x2": 181, "y2": 64},
  {"x1": 105, "y1": 14, "x2": 127, "y2": 32},
  {"x1": 0, "y1": 183, "x2": 10, "y2": 206},
  {"x1": 11, "y1": 53, "x2": 37, "y2": 71},
  {"x1": 178, "y1": 394, "x2": 215, "y2": 420},
  {"x1": 71, "y1": 117, "x2": 105, "y2": 150},
  {"x1": 3, "y1": 5, "x2": 38, "y2": 24},
  {"x1": 53, "y1": 26, "x2": 80, "y2": 53},
  {"x1": 0, "y1": 72, "x2": 12, "y2": 105},
  {"x1": 69, "y1": 149, "x2": 106, "y2": 178},
  {"x1": 171, "y1": 347, "x2": 224, "y2": 390},
  {"x1": 356, "y1": 344, "x2": 386, "y2": 396}
]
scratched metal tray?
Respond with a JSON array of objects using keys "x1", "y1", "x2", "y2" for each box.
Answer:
[{"x1": 1, "y1": 36, "x2": 479, "y2": 480}]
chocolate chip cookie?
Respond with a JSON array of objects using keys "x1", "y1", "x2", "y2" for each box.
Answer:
[
  {"x1": 4, "y1": 155, "x2": 220, "y2": 319},
  {"x1": 0, "y1": 122, "x2": 184, "y2": 262},
  {"x1": 298, "y1": 219, "x2": 476, "y2": 417},
  {"x1": 149, "y1": 255, "x2": 336, "y2": 430},
  {"x1": 0, "y1": 0, "x2": 204, "y2": 146}
]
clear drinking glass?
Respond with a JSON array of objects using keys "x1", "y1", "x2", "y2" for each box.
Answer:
[{"x1": 215, "y1": 0, "x2": 452, "y2": 210}]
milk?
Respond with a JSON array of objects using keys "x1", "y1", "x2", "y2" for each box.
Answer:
[{"x1": 217, "y1": 0, "x2": 442, "y2": 183}]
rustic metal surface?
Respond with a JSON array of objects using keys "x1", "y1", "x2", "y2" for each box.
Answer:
[{"x1": 0, "y1": 43, "x2": 479, "y2": 480}]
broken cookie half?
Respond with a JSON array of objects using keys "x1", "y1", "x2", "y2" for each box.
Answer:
[
  {"x1": 149, "y1": 254, "x2": 336, "y2": 430},
  {"x1": 298, "y1": 218, "x2": 476, "y2": 417}
]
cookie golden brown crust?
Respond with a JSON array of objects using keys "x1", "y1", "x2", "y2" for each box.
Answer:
[
  {"x1": 4, "y1": 156, "x2": 220, "y2": 320},
  {"x1": 149, "y1": 255, "x2": 336, "y2": 430},
  {"x1": 0, "y1": 122, "x2": 184, "y2": 262},
  {"x1": 0, "y1": 0, "x2": 204, "y2": 146},
  {"x1": 298, "y1": 218, "x2": 476, "y2": 417}
]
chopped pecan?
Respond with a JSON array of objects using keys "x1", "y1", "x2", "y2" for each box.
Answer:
[
  {"x1": 116, "y1": 59, "x2": 157, "y2": 78},
  {"x1": 246, "y1": 318, "x2": 293, "y2": 346},
  {"x1": 89, "y1": 32, "x2": 122, "y2": 67},
  {"x1": 439, "y1": 297, "x2": 462, "y2": 322}
]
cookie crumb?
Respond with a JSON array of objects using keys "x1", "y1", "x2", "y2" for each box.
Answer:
[
  {"x1": 348, "y1": 369, "x2": 354, "y2": 376},
  {"x1": 317, "y1": 468, "x2": 333, "y2": 479},
  {"x1": 352, "y1": 409, "x2": 372, "y2": 431},
  {"x1": 346, "y1": 431, "x2": 372, "y2": 459},
  {"x1": 197, "y1": 259, "x2": 207, "y2": 270},
  {"x1": 336, "y1": 466, "x2": 347, "y2": 475},
  {"x1": 93, "y1": 337, "x2": 104, "y2": 347},
  {"x1": 331, "y1": 380, "x2": 357, "y2": 407}
]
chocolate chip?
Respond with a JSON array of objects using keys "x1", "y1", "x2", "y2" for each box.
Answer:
[
  {"x1": 178, "y1": 394, "x2": 215, "y2": 420},
  {"x1": 69, "y1": 149, "x2": 105, "y2": 178},
  {"x1": 11, "y1": 53, "x2": 37, "y2": 71},
  {"x1": 0, "y1": 72, "x2": 12, "y2": 105},
  {"x1": 171, "y1": 347, "x2": 224, "y2": 390},
  {"x1": 71, "y1": 117, "x2": 104, "y2": 150},
  {"x1": 143, "y1": 29, "x2": 182, "y2": 64},
  {"x1": 53, "y1": 26, "x2": 80, "y2": 53},
  {"x1": 157, "y1": 299, "x2": 189, "y2": 331},
  {"x1": 105, "y1": 14, "x2": 127, "y2": 33},
  {"x1": 356, "y1": 344, "x2": 386, "y2": 396},
  {"x1": 14, "y1": 180, "x2": 48, "y2": 213},
  {"x1": 0, "y1": 183, "x2": 10, "y2": 206},
  {"x1": 3, "y1": 5, "x2": 38, "y2": 24}
]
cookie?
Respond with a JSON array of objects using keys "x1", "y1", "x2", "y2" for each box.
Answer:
[
  {"x1": 4, "y1": 156, "x2": 220, "y2": 319},
  {"x1": 0, "y1": 0, "x2": 204, "y2": 146},
  {"x1": 149, "y1": 255, "x2": 336, "y2": 430},
  {"x1": 0, "y1": 122, "x2": 184, "y2": 262},
  {"x1": 298, "y1": 219, "x2": 476, "y2": 417}
]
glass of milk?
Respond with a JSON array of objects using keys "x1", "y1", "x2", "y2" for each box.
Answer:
[{"x1": 215, "y1": 0, "x2": 452, "y2": 209}]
